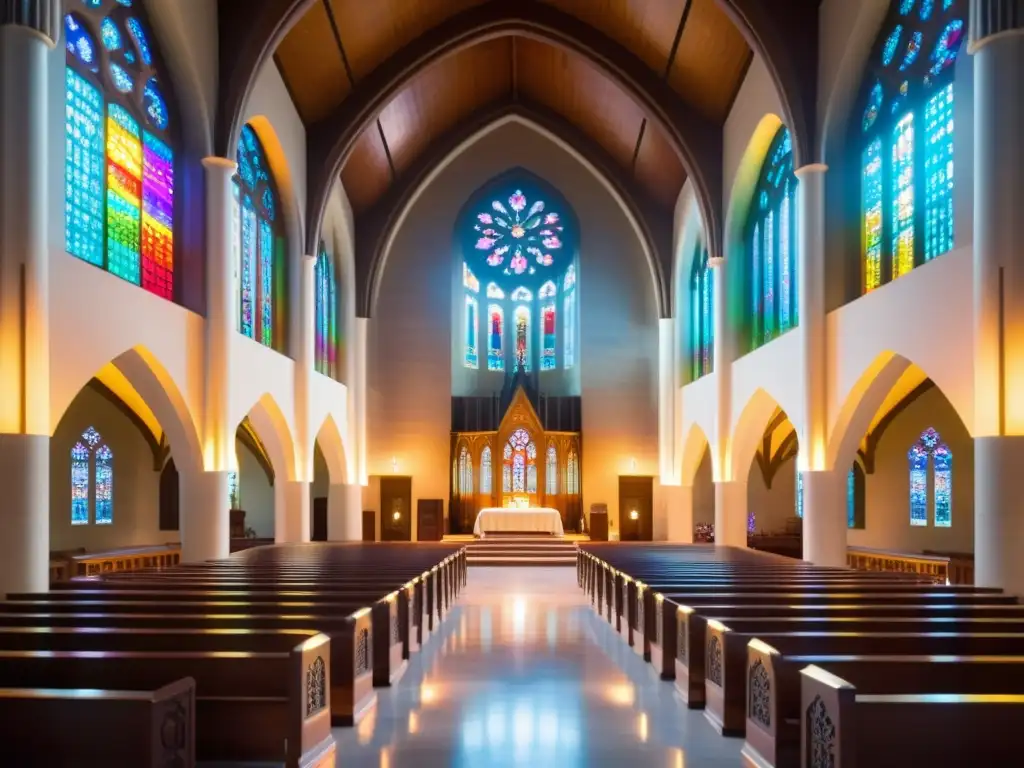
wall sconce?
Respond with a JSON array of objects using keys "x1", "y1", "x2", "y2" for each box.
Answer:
[{"x1": 629, "y1": 509, "x2": 639, "y2": 521}]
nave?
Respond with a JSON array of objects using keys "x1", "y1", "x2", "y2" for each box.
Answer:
[{"x1": 337, "y1": 567, "x2": 741, "y2": 767}]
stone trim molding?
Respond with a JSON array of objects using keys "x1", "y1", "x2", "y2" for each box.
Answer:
[{"x1": 0, "y1": 0, "x2": 62, "y2": 48}]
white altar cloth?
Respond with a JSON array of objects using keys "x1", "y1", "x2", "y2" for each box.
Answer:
[{"x1": 473, "y1": 507, "x2": 564, "y2": 537}]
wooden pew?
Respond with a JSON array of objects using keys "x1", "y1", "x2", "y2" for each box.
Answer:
[
  {"x1": 0, "y1": 623, "x2": 375, "y2": 728},
  {"x1": 0, "y1": 636, "x2": 336, "y2": 767},
  {"x1": 66, "y1": 543, "x2": 182, "y2": 577},
  {"x1": 799, "y1": 664, "x2": 1023, "y2": 766},
  {"x1": 0, "y1": 677, "x2": 195, "y2": 767},
  {"x1": 744, "y1": 645, "x2": 1024, "y2": 768},
  {"x1": 704, "y1": 624, "x2": 1024, "y2": 736}
]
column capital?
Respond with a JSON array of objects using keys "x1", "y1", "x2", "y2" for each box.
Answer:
[
  {"x1": 0, "y1": 0, "x2": 62, "y2": 48},
  {"x1": 202, "y1": 156, "x2": 238, "y2": 174},
  {"x1": 302, "y1": 253, "x2": 317, "y2": 265},
  {"x1": 969, "y1": 0, "x2": 1024, "y2": 53},
  {"x1": 794, "y1": 162, "x2": 828, "y2": 178},
  {"x1": 707, "y1": 255, "x2": 725, "y2": 269}
]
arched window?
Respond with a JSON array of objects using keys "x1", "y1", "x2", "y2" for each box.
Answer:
[
  {"x1": 858, "y1": 1, "x2": 964, "y2": 291},
  {"x1": 236, "y1": 124, "x2": 285, "y2": 348},
  {"x1": 691, "y1": 245, "x2": 713, "y2": 380},
  {"x1": 64, "y1": 4, "x2": 176, "y2": 299},
  {"x1": 502, "y1": 443, "x2": 513, "y2": 493},
  {"x1": 70, "y1": 426, "x2": 114, "y2": 525},
  {"x1": 546, "y1": 443, "x2": 558, "y2": 494},
  {"x1": 314, "y1": 241, "x2": 338, "y2": 378},
  {"x1": 487, "y1": 305, "x2": 504, "y2": 371},
  {"x1": 748, "y1": 127, "x2": 798, "y2": 348},
  {"x1": 908, "y1": 427, "x2": 952, "y2": 527},
  {"x1": 458, "y1": 445, "x2": 473, "y2": 495},
  {"x1": 541, "y1": 303, "x2": 556, "y2": 371},
  {"x1": 563, "y1": 265, "x2": 577, "y2": 370},
  {"x1": 504, "y1": 429, "x2": 534, "y2": 494},
  {"x1": 513, "y1": 306, "x2": 531, "y2": 372},
  {"x1": 566, "y1": 450, "x2": 579, "y2": 495},
  {"x1": 480, "y1": 446, "x2": 492, "y2": 494}
]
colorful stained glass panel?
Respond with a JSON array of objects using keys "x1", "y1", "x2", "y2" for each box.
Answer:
[
  {"x1": 541, "y1": 303, "x2": 556, "y2": 370},
  {"x1": 862, "y1": 138, "x2": 884, "y2": 291},
  {"x1": 924, "y1": 84, "x2": 954, "y2": 261},
  {"x1": 891, "y1": 113, "x2": 915, "y2": 279},
  {"x1": 909, "y1": 443, "x2": 928, "y2": 526},
  {"x1": 465, "y1": 296, "x2": 478, "y2": 368},
  {"x1": 71, "y1": 443, "x2": 90, "y2": 525},
  {"x1": 933, "y1": 443, "x2": 952, "y2": 527},
  {"x1": 66, "y1": 70, "x2": 105, "y2": 267},
  {"x1": 106, "y1": 105, "x2": 142, "y2": 284},
  {"x1": 95, "y1": 443, "x2": 113, "y2": 524},
  {"x1": 141, "y1": 132, "x2": 173, "y2": 298},
  {"x1": 240, "y1": 196, "x2": 257, "y2": 338}
]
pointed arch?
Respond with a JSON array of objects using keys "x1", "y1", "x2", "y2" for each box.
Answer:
[
  {"x1": 64, "y1": 1, "x2": 178, "y2": 300},
  {"x1": 242, "y1": 392, "x2": 298, "y2": 483},
  {"x1": 681, "y1": 422, "x2": 712, "y2": 487},
  {"x1": 313, "y1": 413, "x2": 347, "y2": 485},
  {"x1": 729, "y1": 387, "x2": 799, "y2": 481}
]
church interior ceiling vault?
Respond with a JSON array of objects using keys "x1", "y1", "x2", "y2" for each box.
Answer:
[{"x1": 217, "y1": 0, "x2": 820, "y2": 313}]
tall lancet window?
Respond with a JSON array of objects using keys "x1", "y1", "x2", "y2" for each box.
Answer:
[
  {"x1": 487, "y1": 304, "x2": 504, "y2": 371},
  {"x1": 908, "y1": 427, "x2": 952, "y2": 527},
  {"x1": 235, "y1": 124, "x2": 285, "y2": 349},
  {"x1": 71, "y1": 426, "x2": 114, "y2": 525},
  {"x1": 458, "y1": 445, "x2": 473, "y2": 496},
  {"x1": 314, "y1": 241, "x2": 338, "y2": 378},
  {"x1": 513, "y1": 305, "x2": 531, "y2": 372},
  {"x1": 480, "y1": 446, "x2": 492, "y2": 494},
  {"x1": 539, "y1": 281, "x2": 557, "y2": 370},
  {"x1": 857, "y1": 0, "x2": 964, "y2": 291},
  {"x1": 64, "y1": 3, "x2": 176, "y2": 299},
  {"x1": 690, "y1": 245, "x2": 713, "y2": 380},
  {"x1": 566, "y1": 450, "x2": 579, "y2": 495},
  {"x1": 563, "y1": 265, "x2": 576, "y2": 369},
  {"x1": 748, "y1": 126, "x2": 798, "y2": 349},
  {"x1": 546, "y1": 443, "x2": 558, "y2": 494},
  {"x1": 463, "y1": 264, "x2": 480, "y2": 368}
]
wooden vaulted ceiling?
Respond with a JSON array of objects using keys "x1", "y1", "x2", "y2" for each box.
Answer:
[{"x1": 274, "y1": 0, "x2": 752, "y2": 216}]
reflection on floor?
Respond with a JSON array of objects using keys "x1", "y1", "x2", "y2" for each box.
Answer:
[{"x1": 333, "y1": 567, "x2": 742, "y2": 767}]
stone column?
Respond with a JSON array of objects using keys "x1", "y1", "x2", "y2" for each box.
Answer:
[
  {"x1": 714, "y1": 480, "x2": 747, "y2": 548},
  {"x1": 969, "y1": 4, "x2": 1024, "y2": 592},
  {"x1": 352, "y1": 317, "x2": 369, "y2": 485},
  {"x1": 328, "y1": 482, "x2": 363, "y2": 541},
  {"x1": 794, "y1": 164, "x2": 828, "y2": 471},
  {"x1": 275, "y1": 480, "x2": 311, "y2": 543},
  {"x1": 800, "y1": 469, "x2": 847, "y2": 567},
  {"x1": 180, "y1": 470, "x2": 230, "y2": 562},
  {"x1": 658, "y1": 318, "x2": 677, "y2": 481},
  {"x1": 0, "y1": 4, "x2": 60, "y2": 593},
  {"x1": 293, "y1": 254, "x2": 316, "y2": 482}
]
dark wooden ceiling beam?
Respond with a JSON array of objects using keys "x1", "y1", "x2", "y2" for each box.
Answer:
[
  {"x1": 304, "y1": 1, "x2": 724, "y2": 261},
  {"x1": 715, "y1": 0, "x2": 821, "y2": 167},
  {"x1": 351, "y1": 99, "x2": 676, "y2": 319},
  {"x1": 663, "y1": 0, "x2": 692, "y2": 79},
  {"x1": 215, "y1": 0, "x2": 318, "y2": 157}
]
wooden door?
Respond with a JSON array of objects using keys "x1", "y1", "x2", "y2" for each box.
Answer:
[
  {"x1": 312, "y1": 497, "x2": 327, "y2": 542},
  {"x1": 417, "y1": 499, "x2": 443, "y2": 542},
  {"x1": 618, "y1": 476, "x2": 654, "y2": 542},
  {"x1": 381, "y1": 476, "x2": 413, "y2": 541},
  {"x1": 362, "y1": 510, "x2": 376, "y2": 542}
]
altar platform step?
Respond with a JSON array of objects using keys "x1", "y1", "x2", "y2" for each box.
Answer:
[{"x1": 444, "y1": 535, "x2": 582, "y2": 567}]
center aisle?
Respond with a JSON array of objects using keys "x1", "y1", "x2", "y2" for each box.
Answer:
[{"x1": 334, "y1": 567, "x2": 742, "y2": 767}]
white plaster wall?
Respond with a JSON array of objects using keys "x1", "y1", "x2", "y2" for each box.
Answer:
[
  {"x1": 369, "y1": 121, "x2": 659, "y2": 537},
  {"x1": 747, "y1": 455, "x2": 797, "y2": 535},
  {"x1": 237, "y1": 440, "x2": 274, "y2": 539},
  {"x1": 693, "y1": 448, "x2": 715, "y2": 527},
  {"x1": 50, "y1": 388, "x2": 167, "y2": 552}
]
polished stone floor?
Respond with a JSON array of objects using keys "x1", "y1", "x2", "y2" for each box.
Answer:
[{"x1": 333, "y1": 567, "x2": 743, "y2": 767}]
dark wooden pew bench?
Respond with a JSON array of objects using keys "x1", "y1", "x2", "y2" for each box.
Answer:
[
  {"x1": 704, "y1": 624, "x2": 1024, "y2": 737},
  {"x1": 744, "y1": 644, "x2": 1024, "y2": 768},
  {"x1": 799, "y1": 664, "x2": 1024, "y2": 767},
  {"x1": 0, "y1": 636, "x2": 336, "y2": 767},
  {"x1": 0, "y1": 677, "x2": 195, "y2": 768}
]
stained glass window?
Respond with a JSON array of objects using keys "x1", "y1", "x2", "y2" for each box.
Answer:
[
  {"x1": 465, "y1": 296, "x2": 479, "y2": 369},
  {"x1": 315, "y1": 242, "x2": 338, "y2": 378},
  {"x1": 463, "y1": 264, "x2": 480, "y2": 293},
  {"x1": 795, "y1": 466, "x2": 803, "y2": 519},
  {"x1": 487, "y1": 304, "x2": 504, "y2": 371},
  {"x1": 933, "y1": 441, "x2": 952, "y2": 526},
  {"x1": 563, "y1": 279, "x2": 576, "y2": 370},
  {"x1": 847, "y1": 464, "x2": 866, "y2": 529},
  {"x1": 469, "y1": 189, "x2": 565, "y2": 277},
  {"x1": 511, "y1": 287, "x2": 533, "y2": 301},
  {"x1": 64, "y1": 4, "x2": 175, "y2": 299},
  {"x1": 858, "y1": 0, "x2": 963, "y2": 291},
  {"x1": 236, "y1": 123, "x2": 284, "y2": 349},
  {"x1": 502, "y1": 442, "x2": 513, "y2": 493},
  {"x1": 227, "y1": 469, "x2": 240, "y2": 509},
  {"x1": 908, "y1": 443, "x2": 929, "y2": 525},
  {"x1": 486, "y1": 282, "x2": 504, "y2": 299},
  {"x1": 541, "y1": 302, "x2": 556, "y2": 370},
  {"x1": 70, "y1": 427, "x2": 113, "y2": 524},
  {"x1": 504, "y1": 429, "x2": 535, "y2": 495},
  {"x1": 514, "y1": 306, "x2": 530, "y2": 372},
  {"x1": 690, "y1": 246, "x2": 713, "y2": 380},
  {"x1": 747, "y1": 127, "x2": 797, "y2": 349},
  {"x1": 567, "y1": 450, "x2": 579, "y2": 494},
  {"x1": 458, "y1": 446, "x2": 472, "y2": 495},
  {"x1": 480, "y1": 446, "x2": 492, "y2": 494},
  {"x1": 907, "y1": 426, "x2": 952, "y2": 526},
  {"x1": 546, "y1": 444, "x2": 557, "y2": 494}
]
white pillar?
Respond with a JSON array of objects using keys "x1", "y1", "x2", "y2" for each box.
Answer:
[
  {"x1": 0, "y1": 7, "x2": 59, "y2": 594},
  {"x1": 328, "y1": 482, "x2": 363, "y2": 541},
  {"x1": 180, "y1": 470, "x2": 230, "y2": 562},
  {"x1": 665, "y1": 484, "x2": 694, "y2": 543},
  {"x1": 293, "y1": 254, "x2": 316, "y2": 481},
  {"x1": 275, "y1": 480, "x2": 311, "y2": 543},
  {"x1": 714, "y1": 480, "x2": 747, "y2": 548},
  {"x1": 709, "y1": 253, "x2": 733, "y2": 478},
  {"x1": 658, "y1": 318, "x2": 677, "y2": 481},
  {"x1": 969, "y1": 5, "x2": 1024, "y2": 593},
  {"x1": 800, "y1": 469, "x2": 847, "y2": 567},
  {"x1": 794, "y1": 164, "x2": 828, "y2": 471},
  {"x1": 352, "y1": 317, "x2": 369, "y2": 484},
  {"x1": 201, "y1": 157, "x2": 238, "y2": 474}
]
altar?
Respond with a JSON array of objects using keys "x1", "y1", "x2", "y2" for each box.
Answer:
[{"x1": 473, "y1": 507, "x2": 565, "y2": 537}]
